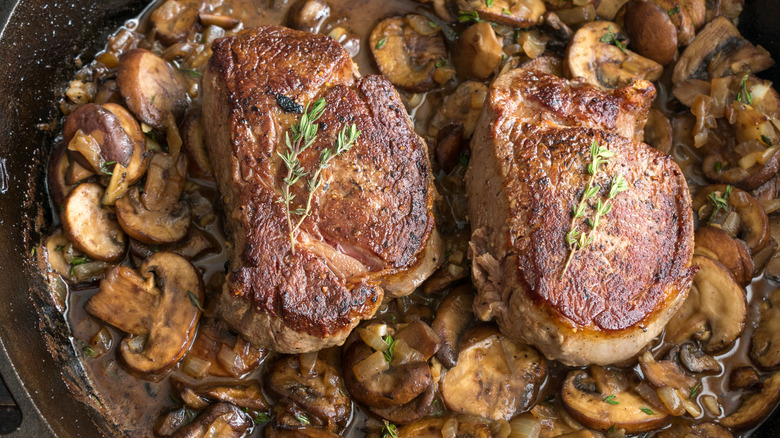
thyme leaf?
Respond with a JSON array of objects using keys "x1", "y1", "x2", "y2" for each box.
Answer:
[
  {"x1": 382, "y1": 420, "x2": 399, "y2": 438},
  {"x1": 604, "y1": 394, "x2": 619, "y2": 405},
  {"x1": 600, "y1": 25, "x2": 627, "y2": 54},
  {"x1": 383, "y1": 334, "x2": 397, "y2": 363}
]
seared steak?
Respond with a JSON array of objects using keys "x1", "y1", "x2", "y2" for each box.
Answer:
[
  {"x1": 466, "y1": 69, "x2": 695, "y2": 366},
  {"x1": 203, "y1": 26, "x2": 440, "y2": 353}
]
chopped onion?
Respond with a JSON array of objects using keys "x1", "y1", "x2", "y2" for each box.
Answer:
[
  {"x1": 490, "y1": 419, "x2": 511, "y2": 438},
  {"x1": 125, "y1": 335, "x2": 145, "y2": 354},
  {"x1": 680, "y1": 397, "x2": 702, "y2": 417},
  {"x1": 67, "y1": 130, "x2": 102, "y2": 171},
  {"x1": 89, "y1": 327, "x2": 113, "y2": 357},
  {"x1": 165, "y1": 113, "x2": 183, "y2": 160},
  {"x1": 555, "y1": 5, "x2": 595, "y2": 27},
  {"x1": 738, "y1": 151, "x2": 761, "y2": 169},
  {"x1": 761, "y1": 198, "x2": 780, "y2": 214},
  {"x1": 702, "y1": 394, "x2": 721, "y2": 415},
  {"x1": 433, "y1": 66, "x2": 456, "y2": 85},
  {"x1": 72, "y1": 261, "x2": 109, "y2": 282},
  {"x1": 358, "y1": 327, "x2": 389, "y2": 352},
  {"x1": 635, "y1": 382, "x2": 667, "y2": 414},
  {"x1": 530, "y1": 404, "x2": 557, "y2": 421},
  {"x1": 406, "y1": 14, "x2": 439, "y2": 36},
  {"x1": 352, "y1": 350, "x2": 389, "y2": 382},
  {"x1": 508, "y1": 416, "x2": 541, "y2": 438},
  {"x1": 203, "y1": 417, "x2": 232, "y2": 438},
  {"x1": 442, "y1": 417, "x2": 459, "y2": 438},
  {"x1": 181, "y1": 387, "x2": 209, "y2": 409},
  {"x1": 217, "y1": 343, "x2": 247, "y2": 377},
  {"x1": 721, "y1": 211, "x2": 740, "y2": 238},
  {"x1": 392, "y1": 339, "x2": 423, "y2": 366},
  {"x1": 299, "y1": 351, "x2": 319, "y2": 378},
  {"x1": 182, "y1": 355, "x2": 211, "y2": 379},
  {"x1": 760, "y1": 146, "x2": 780, "y2": 164},
  {"x1": 656, "y1": 386, "x2": 685, "y2": 416}
]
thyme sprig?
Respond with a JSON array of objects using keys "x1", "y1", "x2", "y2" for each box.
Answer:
[
  {"x1": 278, "y1": 98, "x2": 361, "y2": 253},
  {"x1": 600, "y1": 25, "x2": 627, "y2": 54},
  {"x1": 561, "y1": 141, "x2": 629, "y2": 278}
]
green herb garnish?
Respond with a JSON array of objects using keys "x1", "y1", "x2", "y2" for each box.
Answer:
[
  {"x1": 502, "y1": 7, "x2": 511, "y2": 14},
  {"x1": 435, "y1": 59, "x2": 448, "y2": 68},
  {"x1": 187, "y1": 291, "x2": 204, "y2": 311},
  {"x1": 762, "y1": 135, "x2": 773, "y2": 146},
  {"x1": 707, "y1": 185, "x2": 732, "y2": 220},
  {"x1": 383, "y1": 334, "x2": 397, "y2": 363},
  {"x1": 277, "y1": 98, "x2": 360, "y2": 254},
  {"x1": 382, "y1": 420, "x2": 399, "y2": 438},
  {"x1": 485, "y1": 0, "x2": 494, "y2": 7},
  {"x1": 253, "y1": 412, "x2": 270, "y2": 424},
  {"x1": 295, "y1": 413, "x2": 311, "y2": 425},
  {"x1": 640, "y1": 407, "x2": 656, "y2": 415},
  {"x1": 737, "y1": 72, "x2": 753, "y2": 104},
  {"x1": 100, "y1": 160, "x2": 116, "y2": 175},
  {"x1": 604, "y1": 394, "x2": 619, "y2": 405},
  {"x1": 458, "y1": 10, "x2": 481, "y2": 23},
  {"x1": 689, "y1": 383, "x2": 700, "y2": 399},
  {"x1": 179, "y1": 67, "x2": 203, "y2": 78},
  {"x1": 83, "y1": 346, "x2": 97, "y2": 358},
  {"x1": 562, "y1": 141, "x2": 629, "y2": 277},
  {"x1": 668, "y1": 6, "x2": 680, "y2": 15},
  {"x1": 600, "y1": 25, "x2": 627, "y2": 54},
  {"x1": 376, "y1": 37, "x2": 387, "y2": 49},
  {"x1": 715, "y1": 161, "x2": 723, "y2": 172}
]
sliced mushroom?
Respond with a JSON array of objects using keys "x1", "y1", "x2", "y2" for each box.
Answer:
[
  {"x1": 730, "y1": 366, "x2": 761, "y2": 390},
  {"x1": 62, "y1": 182, "x2": 127, "y2": 262},
  {"x1": 694, "y1": 226, "x2": 754, "y2": 286},
  {"x1": 564, "y1": 21, "x2": 662, "y2": 89},
  {"x1": 454, "y1": 22, "x2": 503, "y2": 80},
  {"x1": 645, "y1": 108, "x2": 673, "y2": 154},
  {"x1": 116, "y1": 152, "x2": 192, "y2": 245},
  {"x1": 44, "y1": 228, "x2": 111, "y2": 285},
  {"x1": 264, "y1": 355, "x2": 351, "y2": 432},
  {"x1": 518, "y1": 54, "x2": 564, "y2": 77},
  {"x1": 562, "y1": 367, "x2": 669, "y2": 433},
  {"x1": 129, "y1": 227, "x2": 219, "y2": 264},
  {"x1": 369, "y1": 15, "x2": 447, "y2": 92},
  {"x1": 287, "y1": 0, "x2": 330, "y2": 33},
  {"x1": 672, "y1": 17, "x2": 774, "y2": 84},
  {"x1": 665, "y1": 255, "x2": 747, "y2": 353},
  {"x1": 638, "y1": 351, "x2": 697, "y2": 393},
  {"x1": 720, "y1": 371, "x2": 780, "y2": 430},
  {"x1": 170, "y1": 377, "x2": 269, "y2": 412},
  {"x1": 650, "y1": 0, "x2": 697, "y2": 46},
  {"x1": 750, "y1": 287, "x2": 780, "y2": 369},
  {"x1": 621, "y1": 0, "x2": 678, "y2": 65},
  {"x1": 693, "y1": 185, "x2": 770, "y2": 253},
  {"x1": 118, "y1": 48, "x2": 188, "y2": 130},
  {"x1": 342, "y1": 334, "x2": 432, "y2": 413},
  {"x1": 428, "y1": 81, "x2": 488, "y2": 140},
  {"x1": 432, "y1": 285, "x2": 475, "y2": 368},
  {"x1": 679, "y1": 343, "x2": 722, "y2": 373},
  {"x1": 180, "y1": 108, "x2": 213, "y2": 180},
  {"x1": 397, "y1": 415, "x2": 493, "y2": 438},
  {"x1": 149, "y1": 0, "x2": 200, "y2": 46},
  {"x1": 155, "y1": 406, "x2": 193, "y2": 437},
  {"x1": 47, "y1": 141, "x2": 76, "y2": 209},
  {"x1": 434, "y1": 124, "x2": 465, "y2": 173},
  {"x1": 440, "y1": 325, "x2": 546, "y2": 421},
  {"x1": 171, "y1": 402, "x2": 252, "y2": 438},
  {"x1": 371, "y1": 383, "x2": 436, "y2": 424},
  {"x1": 85, "y1": 251, "x2": 203, "y2": 376},
  {"x1": 656, "y1": 422, "x2": 732, "y2": 438},
  {"x1": 63, "y1": 103, "x2": 136, "y2": 175},
  {"x1": 456, "y1": 0, "x2": 545, "y2": 28}
]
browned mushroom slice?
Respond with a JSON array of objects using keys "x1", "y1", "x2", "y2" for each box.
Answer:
[
  {"x1": 62, "y1": 183, "x2": 127, "y2": 262},
  {"x1": 645, "y1": 108, "x2": 673, "y2": 154},
  {"x1": 432, "y1": 285, "x2": 475, "y2": 368},
  {"x1": 694, "y1": 226, "x2": 754, "y2": 286},
  {"x1": 394, "y1": 319, "x2": 441, "y2": 361},
  {"x1": 440, "y1": 325, "x2": 546, "y2": 421},
  {"x1": 264, "y1": 426, "x2": 341, "y2": 438},
  {"x1": 518, "y1": 54, "x2": 564, "y2": 77},
  {"x1": 620, "y1": 0, "x2": 678, "y2": 65},
  {"x1": 656, "y1": 422, "x2": 732, "y2": 438},
  {"x1": 44, "y1": 228, "x2": 111, "y2": 285},
  {"x1": 564, "y1": 21, "x2": 663, "y2": 89},
  {"x1": 129, "y1": 227, "x2": 219, "y2": 263},
  {"x1": 170, "y1": 378, "x2": 269, "y2": 412},
  {"x1": 179, "y1": 109, "x2": 213, "y2": 180},
  {"x1": 171, "y1": 402, "x2": 252, "y2": 438},
  {"x1": 63, "y1": 103, "x2": 135, "y2": 174},
  {"x1": 85, "y1": 251, "x2": 204, "y2": 376},
  {"x1": 397, "y1": 415, "x2": 495, "y2": 438},
  {"x1": 730, "y1": 366, "x2": 761, "y2": 390},
  {"x1": 454, "y1": 22, "x2": 503, "y2": 81},
  {"x1": 149, "y1": 0, "x2": 200, "y2": 46},
  {"x1": 369, "y1": 15, "x2": 446, "y2": 92},
  {"x1": 371, "y1": 382, "x2": 435, "y2": 424},
  {"x1": 750, "y1": 287, "x2": 780, "y2": 369},
  {"x1": 651, "y1": 0, "x2": 697, "y2": 46},
  {"x1": 198, "y1": 13, "x2": 240, "y2": 29},
  {"x1": 264, "y1": 355, "x2": 351, "y2": 432},
  {"x1": 343, "y1": 337, "x2": 432, "y2": 410},
  {"x1": 679, "y1": 343, "x2": 722, "y2": 374},
  {"x1": 693, "y1": 185, "x2": 770, "y2": 253},
  {"x1": 428, "y1": 81, "x2": 488, "y2": 139},
  {"x1": 638, "y1": 352, "x2": 697, "y2": 392},
  {"x1": 720, "y1": 371, "x2": 780, "y2": 430},
  {"x1": 672, "y1": 17, "x2": 774, "y2": 84},
  {"x1": 47, "y1": 141, "x2": 77, "y2": 209},
  {"x1": 562, "y1": 368, "x2": 669, "y2": 433},
  {"x1": 118, "y1": 48, "x2": 188, "y2": 130},
  {"x1": 116, "y1": 152, "x2": 191, "y2": 245},
  {"x1": 665, "y1": 255, "x2": 747, "y2": 353},
  {"x1": 456, "y1": 0, "x2": 545, "y2": 27},
  {"x1": 287, "y1": 0, "x2": 330, "y2": 33}
]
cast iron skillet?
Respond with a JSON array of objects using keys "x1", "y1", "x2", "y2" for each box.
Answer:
[{"x1": 0, "y1": 0, "x2": 778, "y2": 436}]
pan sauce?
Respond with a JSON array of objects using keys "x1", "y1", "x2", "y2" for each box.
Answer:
[{"x1": 41, "y1": 0, "x2": 780, "y2": 436}]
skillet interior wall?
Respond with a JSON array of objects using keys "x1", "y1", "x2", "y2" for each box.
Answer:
[
  {"x1": 0, "y1": 0, "x2": 149, "y2": 436},
  {"x1": 0, "y1": 0, "x2": 779, "y2": 436}
]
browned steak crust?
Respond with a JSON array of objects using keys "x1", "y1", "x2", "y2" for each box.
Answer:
[
  {"x1": 467, "y1": 69, "x2": 695, "y2": 365},
  {"x1": 204, "y1": 26, "x2": 436, "y2": 352}
]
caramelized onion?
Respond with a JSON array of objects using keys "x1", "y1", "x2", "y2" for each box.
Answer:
[
  {"x1": 508, "y1": 416, "x2": 541, "y2": 438},
  {"x1": 352, "y1": 350, "x2": 390, "y2": 382}
]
